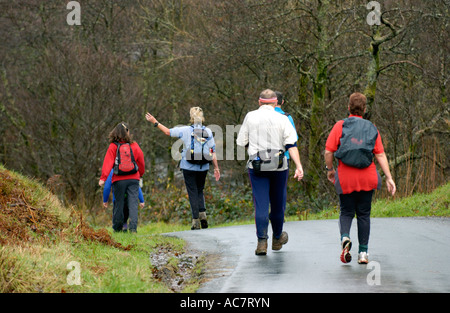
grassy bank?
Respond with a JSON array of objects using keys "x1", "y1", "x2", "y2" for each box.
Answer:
[
  {"x1": 287, "y1": 182, "x2": 450, "y2": 221},
  {"x1": 0, "y1": 164, "x2": 199, "y2": 293}
]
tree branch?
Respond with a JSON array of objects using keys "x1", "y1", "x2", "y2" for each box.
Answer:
[{"x1": 378, "y1": 60, "x2": 424, "y2": 74}]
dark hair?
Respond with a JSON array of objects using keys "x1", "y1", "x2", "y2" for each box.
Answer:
[
  {"x1": 275, "y1": 91, "x2": 283, "y2": 106},
  {"x1": 108, "y1": 122, "x2": 133, "y2": 143},
  {"x1": 348, "y1": 93, "x2": 366, "y2": 116}
]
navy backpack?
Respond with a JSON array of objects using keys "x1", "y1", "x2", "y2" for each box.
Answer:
[{"x1": 334, "y1": 117, "x2": 378, "y2": 168}]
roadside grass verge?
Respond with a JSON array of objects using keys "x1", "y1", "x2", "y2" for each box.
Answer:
[
  {"x1": 212, "y1": 182, "x2": 450, "y2": 225},
  {"x1": 0, "y1": 164, "x2": 200, "y2": 293},
  {"x1": 286, "y1": 182, "x2": 450, "y2": 221}
]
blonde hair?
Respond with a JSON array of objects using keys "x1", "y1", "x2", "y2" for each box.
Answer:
[{"x1": 190, "y1": 107, "x2": 205, "y2": 125}]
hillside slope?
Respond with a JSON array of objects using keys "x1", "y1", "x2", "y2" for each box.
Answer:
[{"x1": 0, "y1": 165, "x2": 198, "y2": 293}]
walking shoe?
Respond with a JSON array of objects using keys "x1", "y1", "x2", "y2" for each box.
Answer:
[
  {"x1": 255, "y1": 239, "x2": 268, "y2": 256},
  {"x1": 358, "y1": 252, "x2": 369, "y2": 264},
  {"x1": 272, "y1": 231, "x2": 288, "y2": 250},
  {"x1": 199, "y1": 212, "x2": 208, "y2": 229},
  {"x1": 340, "y1": 237, "x2": 352, "y2": 263},
  {"x1": 191, "y1": 219, "x2": 201, "y2": 230}
]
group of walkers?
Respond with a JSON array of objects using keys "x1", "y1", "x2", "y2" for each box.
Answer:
[{"x1": 99, "y1": 89, "x2": 396, "y2": 264}]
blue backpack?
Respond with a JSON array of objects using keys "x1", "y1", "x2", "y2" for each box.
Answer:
[
  {"x1": 185, "y1": 126, "x2": 213, "y2": 165},
  {"x1": 334, "y1": 117, "x2": 378, "y2": 168}
]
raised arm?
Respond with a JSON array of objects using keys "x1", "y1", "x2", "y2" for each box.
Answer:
[{"x1": 145, "y1": 112, "x2": 171, "y2": 136}]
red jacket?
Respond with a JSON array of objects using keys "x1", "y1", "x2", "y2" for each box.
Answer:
[
  {"x1": 100, "y1": 142, "x2": 145, "y2": 183},
  {"x1": 325, "y1": 115, "x2": 384, "y2": 194}
]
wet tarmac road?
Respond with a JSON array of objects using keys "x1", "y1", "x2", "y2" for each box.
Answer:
[{"x1": 167, "y1": 217, "x2": 450, "y2": 293}]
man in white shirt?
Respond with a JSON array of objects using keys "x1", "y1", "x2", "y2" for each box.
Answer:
[{"x1": 237, "y1": 89, "x2": 304, "y2": 255}]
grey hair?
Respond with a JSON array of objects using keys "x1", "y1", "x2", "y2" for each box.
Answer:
[{"x1": 259, "y1": 89, "x2": 277, "y2": 100}]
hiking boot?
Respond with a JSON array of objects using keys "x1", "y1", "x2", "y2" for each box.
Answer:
[
  {"x1": 358, "y1": 252, "x2": 369, "y2": 264},
  {"x1": 340, "y1": 237, "x2": 352, "y2": 263},
  {"x1": 191, "y1": 219, "x2": 201, "y2": 230},
  {"x1": 255, "y1": 239, "x2": 268, "y2": 256},
  {"x1": 272, "y1": 231, "x2": 289, "y2": 250},
  {"x1": 199, "y1": 212, "x2": 208, "y2": 229}
]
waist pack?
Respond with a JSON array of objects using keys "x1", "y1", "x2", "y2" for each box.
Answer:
[
  {"x1": 113, "y1": 142, "x2": 139, "y2": 175},
  {"x1": 185, "y1": 126, "x2": 213, "y2": 166},
  {"x1": 248, "y1": 149, "x2": 287, "y2": 173},
  {"x1": 334, "y1": 117, "x2": 378, "y2": 168}
]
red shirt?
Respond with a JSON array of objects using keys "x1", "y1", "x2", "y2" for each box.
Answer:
[
  {"x1": 100, "y1": 142, "x2": 145, "y2": 183},
  {"x1": 325, "y1": 115, "x2": 384, "y2": 194}
]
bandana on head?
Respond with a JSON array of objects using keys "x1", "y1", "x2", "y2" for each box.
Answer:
[{"x1": 259, "y1": 97, "x2": 278, "y2": 103}]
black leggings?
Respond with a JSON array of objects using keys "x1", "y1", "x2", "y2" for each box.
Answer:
[
  {"x1": 182, "y1": 169, "x2": 208, "y2": 219},
  {"x1": 339, "y1": 190, "x2": 374, "y2": 252}
]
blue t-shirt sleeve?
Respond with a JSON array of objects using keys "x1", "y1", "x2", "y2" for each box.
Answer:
[
  {"x1": 103, "y1": 170, "x2": 113, "y2": 203},
  {"x1": 170, "y1": 126, "x2": 190, "y2": 139},
  {"x1": 287, "y1": 115, "x2": 298, "y2": 140},
  {"x1": 138, "y1": 188, "x2": 144, "y2": 203},
  {"x1": 206, "y1": 129, "x2": 216, "y2": 152}
]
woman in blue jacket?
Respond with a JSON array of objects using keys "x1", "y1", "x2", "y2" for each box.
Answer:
[{"x1": 145, "y1": 107, "x2": 220, "y2": 230}]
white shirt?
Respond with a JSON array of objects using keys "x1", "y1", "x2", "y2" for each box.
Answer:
[{"x1": 236, "y1": 105, "x2": 298, "y2": 157}]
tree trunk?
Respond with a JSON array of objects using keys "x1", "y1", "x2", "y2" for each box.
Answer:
[
  {"x1": 364, "y1": 28, "x2": 381, "y2": 118},
  {"x1": 307, "y1": 0, "x2": 329, "y2": 193}
]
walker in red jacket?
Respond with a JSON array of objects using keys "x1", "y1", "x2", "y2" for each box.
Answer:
[{"x1": 99, "y1": 122, "x2": 145, "y2": 233}]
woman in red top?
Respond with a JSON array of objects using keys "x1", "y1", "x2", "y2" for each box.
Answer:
[
  {"x1": 325, "y1": 93, "x2": 396, "y2": 264},
  {"x1": 99, "y1": 122, "x2": 145, "y2": 233}
]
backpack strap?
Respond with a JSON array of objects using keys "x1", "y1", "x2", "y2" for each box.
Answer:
[
  {"x1": 190, "y1": 126, "x2": 195, "y2": 154},
  {"x1": 113, "y1": 142, "x2": 121, "y2": 175},
  {"x1": 114, "y1": 142, "x2": 122, "y2": 162}
]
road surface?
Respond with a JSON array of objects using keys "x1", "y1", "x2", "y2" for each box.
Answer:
[{"x1": 167, "y1": 217, "x2": 450, "y2": 293}]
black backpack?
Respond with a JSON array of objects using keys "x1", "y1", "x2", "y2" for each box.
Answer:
[
  {"x1": 185, "y1": 126, "x2": 213, "y2": 166},
  {"x1": 334, "y1": 117, "x2": 378, "y2": 168},
  {"x1": 113, "y1": 142, "x2": 139, "y2": 175}
]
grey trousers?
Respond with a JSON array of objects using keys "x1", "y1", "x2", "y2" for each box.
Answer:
[{"x1": 112, "y1": 179, "x2": 139, "y2": 232}]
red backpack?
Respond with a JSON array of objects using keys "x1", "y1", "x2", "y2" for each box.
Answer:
[{"x1": 113, "y1": 142, "x2": 139, "y2": 175}]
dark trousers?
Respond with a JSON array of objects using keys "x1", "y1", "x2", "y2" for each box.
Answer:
[
  {"x1": 182, "y1": 169, "x2": 208, "y2": 219},
  {"x1": 113, "y1": 195, "x2": 129, "y2": 230},
  {"x1": 339, "y1": 190, "x2": 374, "y2": 252},
  {"x1": 248, "y1": 169, "x2": 289, "y2": 240},
  {"x1": 112, "y1": 180, "x2": 139, "y2": 232}
]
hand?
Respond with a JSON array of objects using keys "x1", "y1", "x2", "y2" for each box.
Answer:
[
  {"x1": 327, "y1": 169, "x2": 336, "y2": 183},
  {"x1": 103, "y1": 202, "x2": 108, "y2": 208},
  {"x1": 99, "y1": 179, "x2": 105, "y2": 187},
  {"x1": 145, "y1": 112, "x2": 157, "y2": 124},
  {"x1": 214, "y1": 169, "x2": 220, "y2": 181},
  {"x1": 386, "y1": 178, "x2": 396, "y2": 196},
  {"x1": 293, "y1": 167, "x2": 304, "y2": 181},
  {"x1": 139, "y1": 202, "x2": 145, "y2": 209}
]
